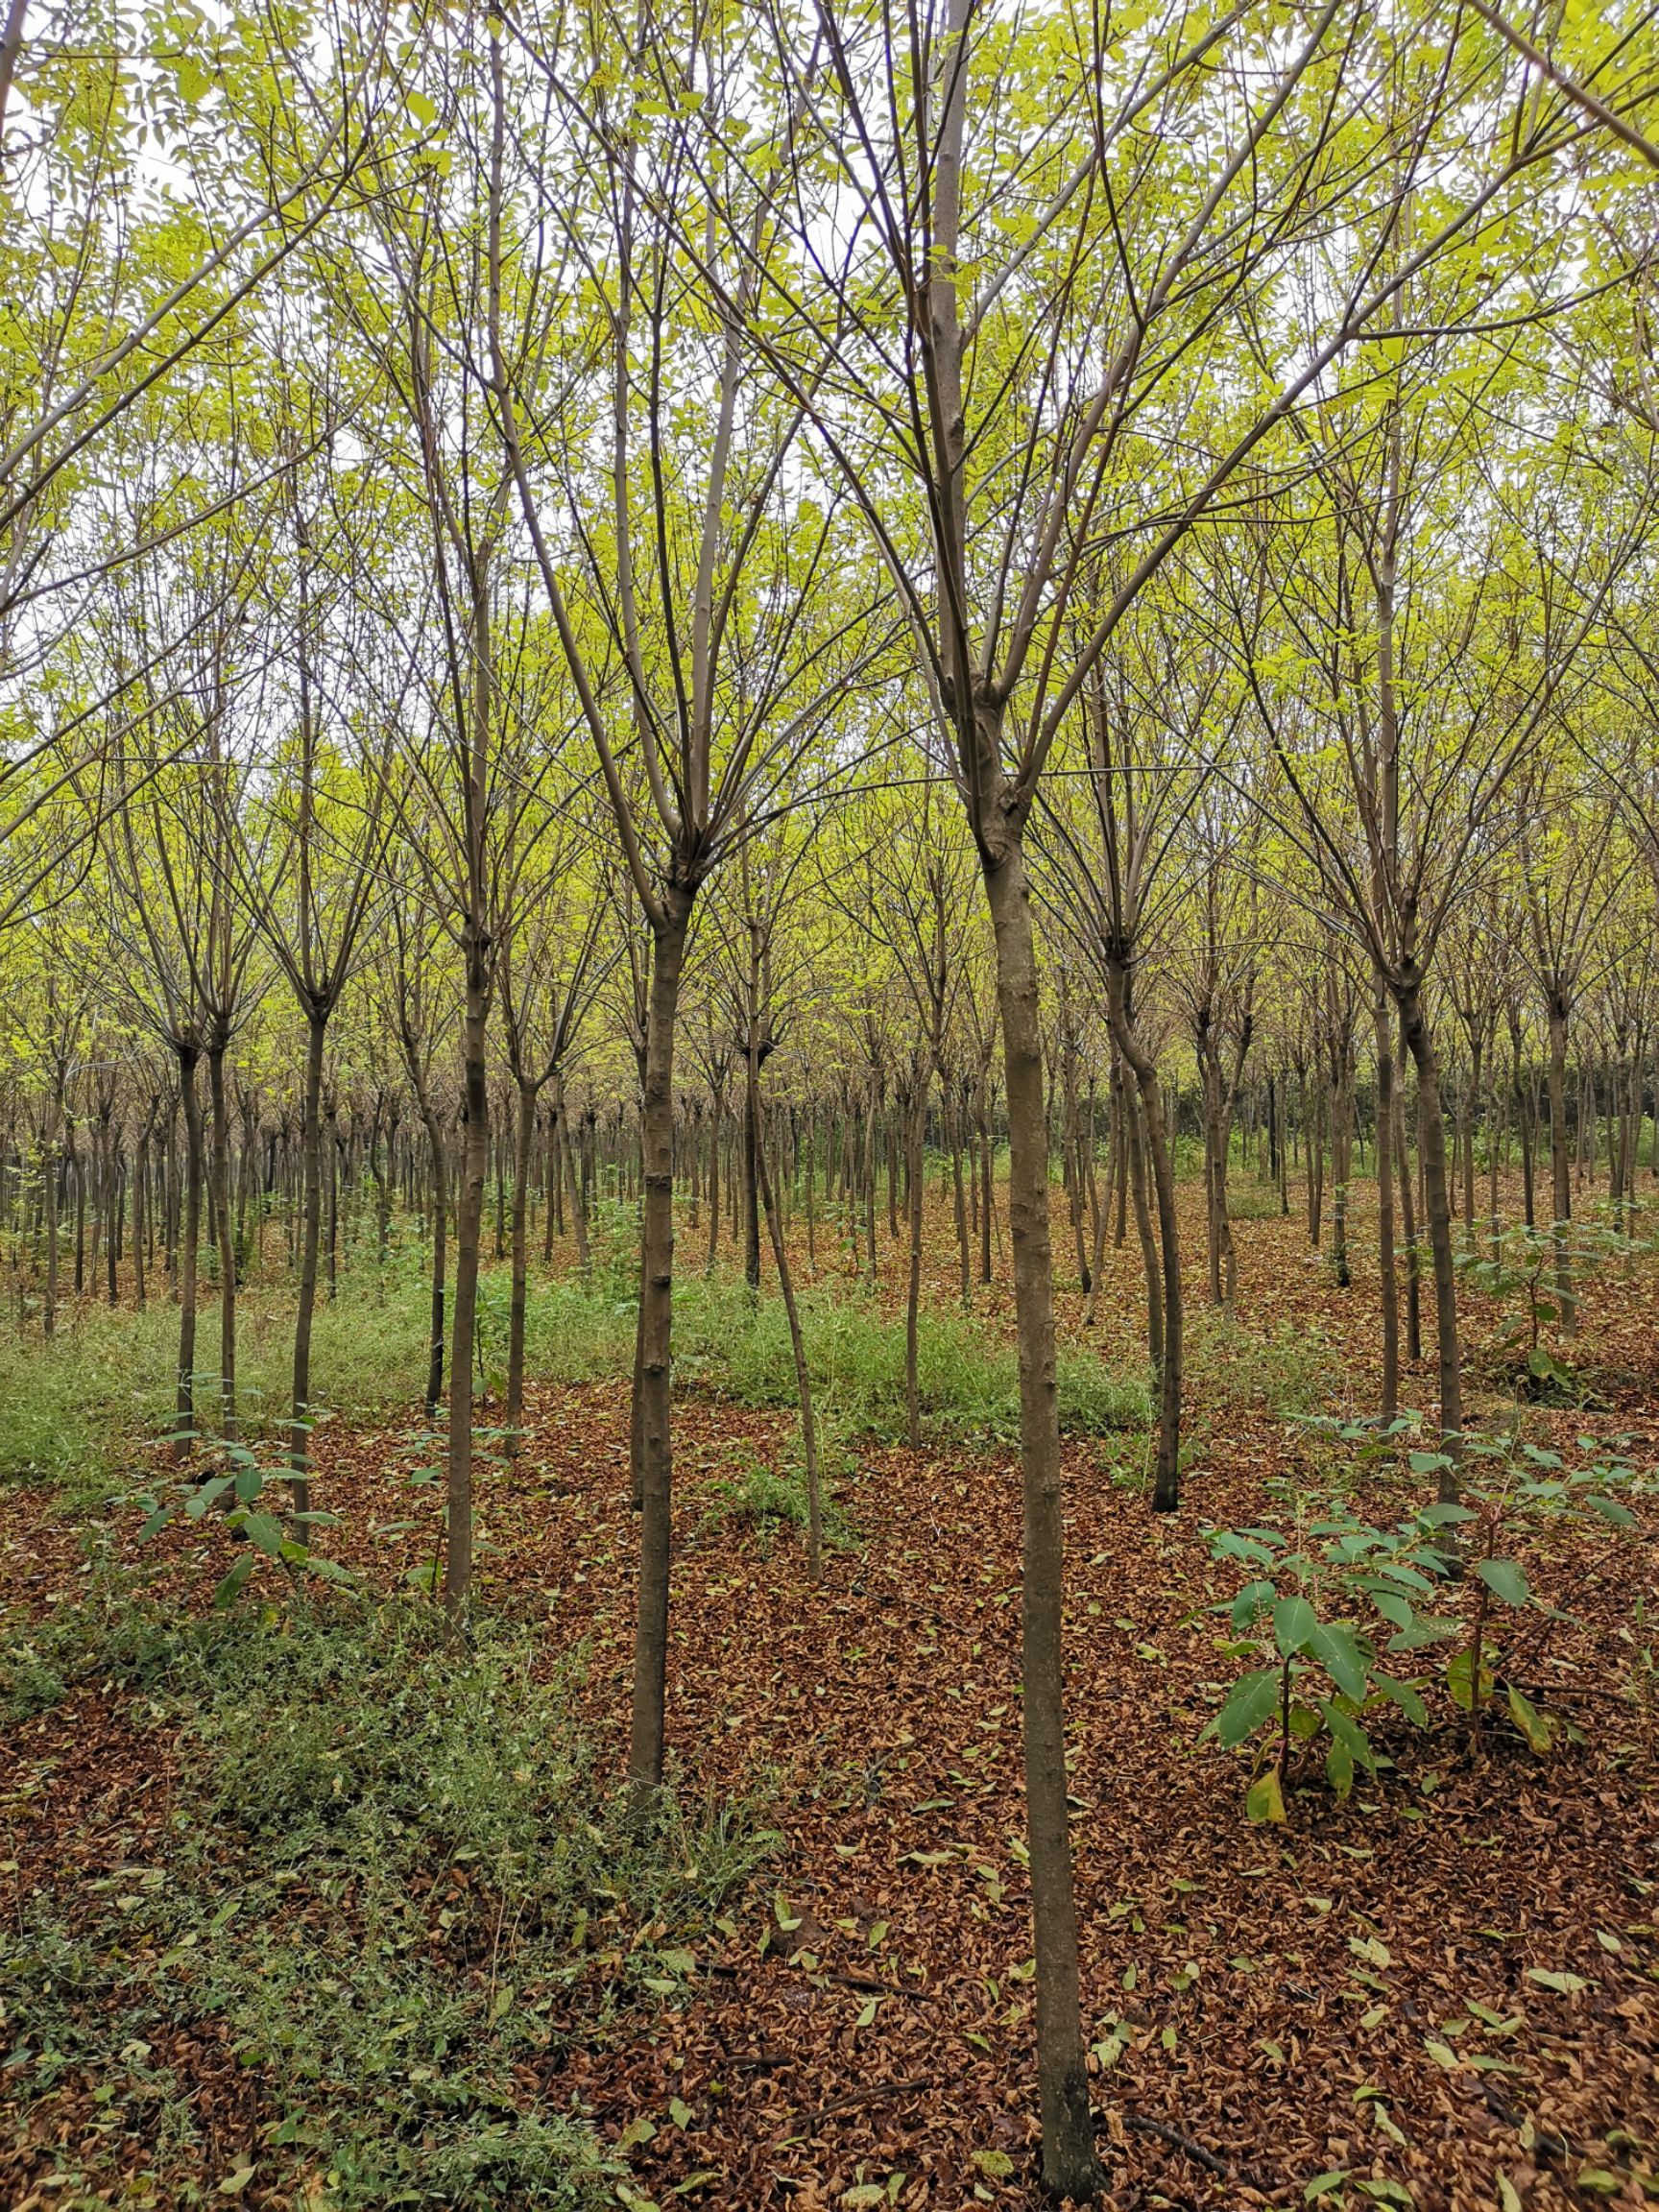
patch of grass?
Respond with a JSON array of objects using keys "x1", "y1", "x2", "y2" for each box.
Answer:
[
  {"x1": 673, "y1": 1276, "x2": 1149, "y2": 1446},
  {"x1": 0, "y1": 1235, "x2": 1148, "y2": 1511},
  {"x1": 698, "y1": 1442, "x2": 856, "y2": 1553},
  {"x1": 1227, "y1": 1178, "x2": 1288, "y2": 1222},
  {"x1": 0, "y1": 1276, "x2": 436, "y2": 1498},
  {"x1": 0, "y1": 1304, "x2": 179, "y2": 1488},
  {"x1": 1187, "y1": 1310, "x2": 1340, "y2": 1420},
  {"x1": 1, "y1": 1585, "x2": 773, "y2": 2207}
]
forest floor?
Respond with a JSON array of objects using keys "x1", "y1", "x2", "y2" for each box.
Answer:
[{"x1": 2, "y1": 1182, "x2": 1657, "y2": 2212}]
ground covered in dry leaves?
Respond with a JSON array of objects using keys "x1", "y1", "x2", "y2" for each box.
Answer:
[{"x1": 3, "y1": 1195, "x2": 1657, "y2": 2211}]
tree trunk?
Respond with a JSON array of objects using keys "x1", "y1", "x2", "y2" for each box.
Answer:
[
  {"x1": 288, "y1": 1013, "x2": 328, "y2": 1518},
  {"x1": 1373, "y1": 995, "x2": 1398, "y2": 1420},
  {"x1": 444, "y1": 935, "x2": 492, "y2": 1621},
  {"x1": 1106, "y1": 962, "x2": 1182, "y2": 1512},
  {"x1": 706, "y1": 1088, "x2": 721, "y2": 1273},
  {"x1": 751, "y1": 1042, "x2": 822, "y2": 1582},
  {"x1": 506, "y1": 1073, "x2": 537, "y2": 1454},
  {"x1": 1123, "y1": 1077, "x2": 1164, "y2": 1377},
  {"x1": 978, "y1": 1083, "x2": 995, "y2": 1283},
  {"x1": 904, "y1": 1071, "x2": 925, "y2": 1451},
  {"x1": 629, "y1": 893, "x2": 692, "y2": 1801},
  {"x1": 980, "y1": 830, "x2": 1095, "y2": 2199},
  {"x1": 1400, "y1": 985, "x2": 1461, "y2": 1494},
  {"x1": 176, "y1": 1048, "x2": 204, "y2": 1456},
  {"x1": 207, "y1": 1043, "x2": 237, "y2": 1444},
  {"x1": 423, "y1": 1118, "x2": 448, "y2": 1419},
  {"x1": 1545, "y1": 998, "x2": 1575, "y2": 1336}
]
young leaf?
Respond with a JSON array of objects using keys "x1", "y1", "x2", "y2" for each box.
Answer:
[
  {"x1": 1475, "y1": 1558, "x2": 1531, "y2": 1608},
  {"x1": 1230, "y1": 1578, "x2": 1276, "y2": 1632},
  {"x1": 1206, "y1": 1667, "x2": 1280, "y2": 1749},
  {"x1": 1310, "y1": 1622, "x2": 1369, "y2": 1702},
  {"x1": 1274, "y1": 1595, "x2": 1317, "y2": 1657},
  {"x1": 1245, "y1": 1767, "x2": 1286, "y2": 1824}
]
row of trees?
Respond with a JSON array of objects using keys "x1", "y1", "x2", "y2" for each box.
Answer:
[
  {"x1": 7, "y1": 795, "x2": 1654, "y2": 1387},
  {"x1": 8, "y1": 0, "x2": 1659, "y2": 2188}
]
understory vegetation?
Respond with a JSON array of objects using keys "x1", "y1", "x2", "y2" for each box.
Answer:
[{"x1": 2, "y1": 1588, "x2": 772, "y2": 2209}]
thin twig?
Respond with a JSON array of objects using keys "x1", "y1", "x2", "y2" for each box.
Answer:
[
  {"x1": 1119, "y1": 2112, "x2": 1278, "y2": 2197},
  {"x1": 796, "y1": 2077, "x2": 935, "y2": 2126}
]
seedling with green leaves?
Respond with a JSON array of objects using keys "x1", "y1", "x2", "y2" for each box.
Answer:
[
  {"x1": 1408, "y1": 1431, "x2": 1641, "y2": 1753},
  {"x1": 1459, "y1": 1213, "x2": 1651, "y2": 1397},
  {"x1": 1200, "y1": 1503, "x2": 1454, "y2": 1820},
  {"x1": 132, "y1": 1439, "x2": 354, "y2": 1609}
]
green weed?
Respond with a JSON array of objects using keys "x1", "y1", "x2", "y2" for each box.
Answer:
[
  {"x1": 0, "y1": 1586, "x2": 773, "y2": 2207},
  {"x1": 1187, "y1": 1310, "x2": 1339, "y2": 1420}
]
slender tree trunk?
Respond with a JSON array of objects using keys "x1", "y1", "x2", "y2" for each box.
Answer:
[
  {"x1": 206, "y1": 1044, "x2": 237, "y2": 1444},
  {"x1": 706, "y1": 1089, "x2": 721, "y2": 1272},
  {"x1": 1373, "y1": 996, "x2": 1399, "y2": 1420},
  {"x1": 133, "y1": 1126, "x2": 150, "y2": 1311},
  {"x1": 904, "y1": 1071, "x2": 925, "y2": 1451},
  {"x1": 1394, "y1": 1083, "x2": 1422, "y2": 1364},
  {"x1": 1123, "y1": 1078, "x2": 1164, "y2": 1377},
  {"x1": 288, "y1": 1013, "x2": 328, "y2": 1518},
  {"x1": 41, "y1": 1118, "x2": 60, "y2": 1340},
  {"x1": 741, "y1": 1064, "x2": 762, "y2": 1293},
  {"x1": 506, "y1": 1074, "x2": 537, "y2": 1454},
  {"x1": 629, "y1": 894, "x2": 692, "y2": 1801},
  {"x1": 444, "y1": 938, "x2": 492, "y2": 1622},
  {"x1": 751, "y1": 1043, "x2": 821, "y2": 1582},
  {"x1": 1400, "y1": 985, "x2": 1461, "y2": 1494},
  {"x1": 980, "y1": 832, "x2": 1095, "y2": 2199},
  {"x1": 979, "y1": 1085, "x2": 994, "y2": 1284},
  {"x1": 949, "y1": 1089, "x2": 971, "y2": 1308},
  {"x1": 176, "y1": 1049, "x2": 204, "y2": 1456},
  {"x1": 423, "y1": 1118, "x2": 448, "y2": 1419},
  {"x1": 1107, "y1": 964, "x2": 1182, "y2": 1512},
  {"x1": 1545, "y1": 999, "x2": 1575, "y2": 1336}
]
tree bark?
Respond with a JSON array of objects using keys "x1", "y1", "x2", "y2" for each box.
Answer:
[
  {"x1": 506, "y1": 1073, "x2": 538, "y2": 1453},
  {"x1": 288, "y1": 1012, "x2": 328, "y2": 1517},
  {"x1": 1106, "y1": 964, "x2": 1183, "y2": 1512},
  {"x1": 1373, "y1": 995, "x2": 1399, "y2": 1420},
  {"x1": 444, "y1": 928, "x2": 492, "y2": 1622},
  {"x1": 176, "y1": 1048, "x2": 204, "y2": 1456},
  {"x1": 206, "y1": 1040, "x2": 237, "y2": 1444},
  {"x1": 1400, "y1": 984, "x2": 1462, "y2": 1493},
  {"x1": 751, "y1": 1040, "x2": 822, "y2": 1582},
  {"x1": 629, "y1": 892, "x2": 692, "y2": 1801},
  {"x1": 1545, "y1": 997, "x2": 1575, "y2": 1336},
  {"x1": 980, "y1": 830, "x2": 1096, "y2": 2199}
]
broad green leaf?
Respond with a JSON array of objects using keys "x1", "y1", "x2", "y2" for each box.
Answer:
[
  {"x1": 1505, "y1": 1684, "x2": 1554, "y2": 1754},
  {"x1": 1319, "y1": 1699, "x2": 1376, "y2": 1773},
  {"x1": 1274, "y1": 1595, "x2": 1317, "y2": 1657},
  {"x1": 241, "y1": 1512, "x2": 286, "y2": 1558},
  {"x1": 1206, "y1": 1667, "x2": 1280, "y2": 1748},
  {"x1": 1475, "y1": 1558, "x2": 1531, "y2": 1608},
  {"x1": 212, "y1": 1555, "x2": 255, "y2": 1609},
  {"x1": 1310, "y1": 1622, "x2": 1369, "y2": 1701},
  {"x1": 1369, "y1": 1673, "x2": 1429, "y2": 1727}
]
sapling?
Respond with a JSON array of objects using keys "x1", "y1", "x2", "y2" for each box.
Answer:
[{"x1": 1201, "y1": 1500, "x2": 1450, "y2": 1819}]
